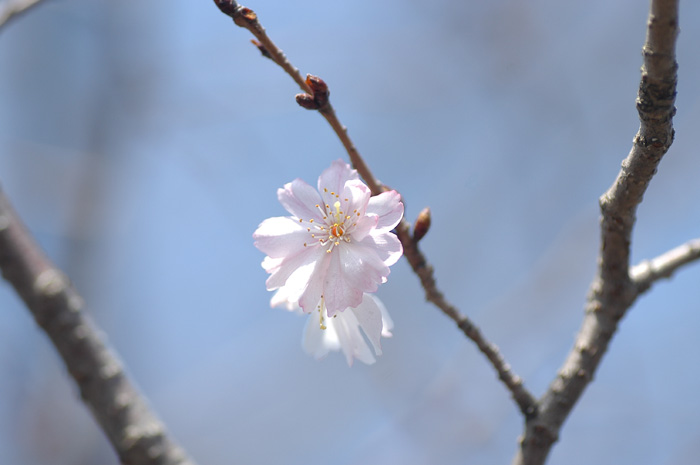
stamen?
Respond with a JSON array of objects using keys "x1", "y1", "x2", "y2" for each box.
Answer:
[
  {"x1": 319, "y1": 308, "x2": 326, "y2": 330},
  {"x1": 319, "y1": 297, "x2": 327, "y2": 330}
]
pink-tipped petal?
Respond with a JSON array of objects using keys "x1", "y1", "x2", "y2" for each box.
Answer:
[
  {"x1": 317, "y1": 159, "x2": 358, "y2": 201},
  {"x1": 362, "y1": 231, "x2": 403, "y2": 267},
  {"x1": 366, "y1": 190, "x2": 404, "y2": 231},
  {"x1": 278, "y1": 179, "x2": 324, "y2": 221},
  {"x1": 323, "y1": 250, "x2": 365, "y2": 316}
]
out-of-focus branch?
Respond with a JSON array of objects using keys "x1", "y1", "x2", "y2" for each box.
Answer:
[
  {"x1": 0, "y1": 186, "x2": 196, "y2": 465},
  {"x1": 212, "y1": 0, "x2": 537, "y2": 416},
  {"x1": 0, "y1": 0, "x2": 44, "y2": 30},
  {"x1": 631, "y1": 238, "x2": 700, "y2": 292},
  {"x1": 513, "y1": 1, "x2": 679, "y2": 464}
]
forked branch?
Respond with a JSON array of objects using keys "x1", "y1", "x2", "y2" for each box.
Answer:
[{"x1": 513, "y1": 1, "x2": 680, "y2": 463}]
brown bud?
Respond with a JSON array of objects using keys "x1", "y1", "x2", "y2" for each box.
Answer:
[
  {"x1": 305, "y1": 74, "x2": 330, "y2": 107},
  {"x1": 413, "y1": 207, "x2": 431, "y2": 242},
  {"x1": 295, "y1": 93, "x2": 320, "y2": 110},
  {"x1": 213, "y1": 0, "x2": 238, "y2": 17}
]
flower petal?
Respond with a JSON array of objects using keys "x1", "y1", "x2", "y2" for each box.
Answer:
[
  {"x1": 253, "y1": 216, "x2": 309, "y2": 258},
  {"x1": 270, "y1": 288, "x2": 303, "y2": 312},
  {"x1": 331, "y1": 309, "x2": 376, "y2": 366},
  {"x1": 343, "y1": 241, "x2": 390, "y2": 287},
  {"x1": 350, "y1": 214, "x2": 378, "y2": 242},
  {"x1": 322, "y1": 249, "x2": 365, "y2": 316},
  {"x1": 317, "y1": 159, "x2": 358, "y2": 201},
  {"x1": 362, "y1": 231, "x2": 403, "y2": 267},
  {"x1": 265, "y1": 245, "x2": 321, "y2": 291},
  {"x1": 277, "y1": 179, "x2": 324, "y2": 221},
  {"x1": 350, "y1": 294, "x2": 384, "y2": 356},
  {"x1": 297, "y1": 251, "x2": 331, "y2": 313},
  {"x1": 366, "y1": 190, "x2": 404, "y2": 231},
  {"x1": 376, "y1": 296, "x2": 394, "y2": 338},
  {"x1": 341, "y1": 180, "x2": 371, "y2": 217},
  {"x1": 302, "y1": 314, "x2": 339, "y2": 360}
]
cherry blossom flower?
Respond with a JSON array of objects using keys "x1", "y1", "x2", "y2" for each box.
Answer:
[
  {"x1": 272, "y1": 291, "x2": 394, "y2": 366},
  {"x1": 253, "y1": 159, "x2": 403, "y2": 316}
]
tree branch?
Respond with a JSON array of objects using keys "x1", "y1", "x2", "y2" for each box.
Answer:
[
  {"x1": 631, "y1": 238, "x2": 700, "y2": 293},
  {"x1": 0, "y1": 186, "x2": 196, "y2": 465},
  {"x1": 513, "y1": 1, "x2": 679, "y2": 463},
  {"x1": 212, "y1": 0, "x2": 537, "y2": 416},
  {"x1": 0, "y1": 0, "x2": 44, "y2": 30}
]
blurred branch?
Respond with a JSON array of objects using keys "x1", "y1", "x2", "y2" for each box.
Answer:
[
  {"x1": 513, "y1": 1, "x2": 679, "y2": 464},
  {"x1": 0, "y1": 0, "x2": 44, "y2": 30},
  {"x1": 631, "y1": 238, "x2": 700, "y2": 293},
  {"x1": 0, "y1": 186, "x2": 196, "y2": 465},
  {"x1": 212, "y1": 0, "x2": 537, "y2": 416}
]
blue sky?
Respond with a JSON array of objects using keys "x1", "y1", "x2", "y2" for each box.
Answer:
[{"x1": 1, "y1": 0, "x2": 700, "y2": 464}]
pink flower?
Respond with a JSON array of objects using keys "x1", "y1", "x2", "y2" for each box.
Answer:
[{"x1": 253, "y1": 159, "x2": 404, "y2": 316}]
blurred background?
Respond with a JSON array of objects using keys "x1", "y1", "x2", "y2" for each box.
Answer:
[{"x1": 1, "y1": 0, "x2": 700, "y2": 463}]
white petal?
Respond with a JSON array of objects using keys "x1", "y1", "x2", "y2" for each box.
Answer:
[
  {"x1": 341, "y1": 180, "x2": 371, "y2": 217},
  {"x1": 332, "y1": 310, "x2": 376, "y2": 366},
  {"x1": 253, "y1": 216, "x2": 309, "y2": 258},
  {"x1": 265, "y1": 246, "x2": 320, "y2": 291},
  {"x1": 339, "y1": 241, "x2": 390, "y2": 291},
  {"x1": 366, "y1": 190, "x2": 404, "y2": 231},
  {"x1": 362, "y1": 231, "x2": 403, "y2": 267},
  {"x1": 261, "y1": 256, "x2": 283, "y2": 274},
  {"x1": 350, "y1": 215, "x2": 377, "y2": 242},
  {"x1": 297, "y1": 250, "x2": 332, "y2": 313},
  {"x1": 350, "y1": 294, "x2": 384, "y2": 356},
  {"x1": 302, "y1": 314, "x2": 338, "y2": 360},
  {"x1": 269, "y1": 288, "x2": 303, "y2": 313},
  {"x1": 373, "y1": 295, "x2": 394, "y2": 338},
  {"x1": 277, "y1": 179, "x2": 325, "y2": 221},
  {"x1": 323, "y1": 244, "x2": 364, "y2": 317},
  {"x1": 317, "y1": 159, "x2": 358, "y2": 202}
]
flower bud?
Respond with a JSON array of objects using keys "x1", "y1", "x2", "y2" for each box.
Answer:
[
  {"x1": 305, "y1": 74, "x2": 330, "y2": 107},
  {"x1": 295, "y1": 93, "x2": 320, "y2": 110},
  {"x1": 413, "y1": 207, "x2": 431, "y2": 242}
]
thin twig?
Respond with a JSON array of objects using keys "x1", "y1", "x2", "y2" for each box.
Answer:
[
  {"x1": 631, "y1": 238, "x2": 700, "y2": 292},
  {"x1": 213, "y1": 0, "x2": 537, "y2": 416},
  {"x1": 0, "y1": 0, "x2": 44, "y2": 30},
  {"x1": 0, "y1": 187, "x2": 196, "y2": 465},
  {"x1": 513, "y1": 1, "x2": 679, "y2": 464}
]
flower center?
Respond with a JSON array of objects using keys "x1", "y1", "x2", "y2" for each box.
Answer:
[
  {"x1": 330, "y1": 201, "x2": 345, "y2": 238},
  {"x1": 300, "y1": 192, "x2": 359, "y2": 253},
  {"x1": 331, "y1": 223, "x2": 344, "y2": 238}
]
